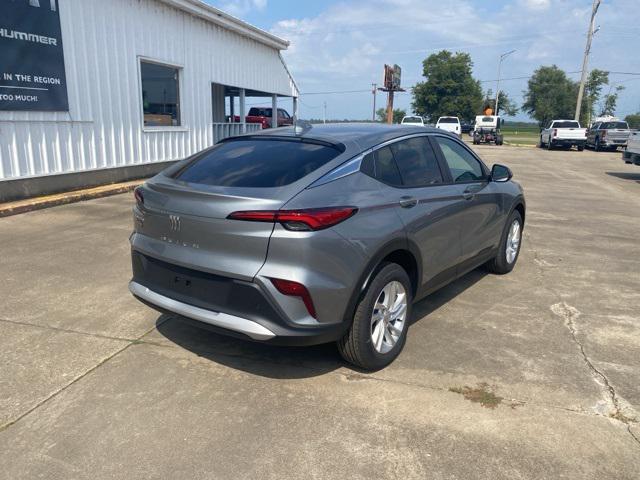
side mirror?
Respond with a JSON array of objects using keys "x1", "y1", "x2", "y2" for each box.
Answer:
[{"x1": 491, "y1": 164, "x2": 512, "y2": 182}]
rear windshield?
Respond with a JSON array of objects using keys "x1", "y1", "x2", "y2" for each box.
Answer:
[
  {"x1": 249, "y1": 108, "x2": 272, "y2": 117},
  {"x1": 553, "y1": 121, "x2": 580, "y2": 128},
  {"x1": 173, "y1": 139, "x2": 341, "y2": 188},
  {"x1": 601, "y1": 122, "x2": 628, "y2": 129},
  {"x1": 403, "y1": 117, "x2": 422, "y2": 123},
  {"x1": 438, "y1": 117, "x2": 458, "y2": 124},
  {"x1": 481, "y1": 116, "x2": 495, "y2": 123}
]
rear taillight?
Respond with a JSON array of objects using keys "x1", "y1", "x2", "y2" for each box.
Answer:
[
  {"x1": 552, "y1": 128, "x2": 557, "y2": 137},
  {"x1": 270, "y1": 278, "x2": 316, "y2": 318},
  {"x1": 134, "y1": 187, "x2": 144, "y2": 206},
  {"x1": 228, "y1": 207, "x2": 357, "y2": 231}
]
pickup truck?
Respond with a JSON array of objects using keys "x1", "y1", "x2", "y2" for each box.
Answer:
[
  {"x1": 540, "y1": 120, "x2": 587, "y2": 151},
  {"x1": 234, "y1": 107, "x2": 294, "y2": 129},
  {"x1": 622, "y1": 131, "x2": 640, "y2": 166},
  {"x1": 586, "y1": 120, "x2": 631, "y2": 151}
]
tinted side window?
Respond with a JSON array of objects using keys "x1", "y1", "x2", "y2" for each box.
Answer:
[
  {"x1": 434, "y1": 137, "x2": 485, "y2": 183},
  {"x1": 174, "y1": 139, "x2": 340, "y2": 187},
  {"x1": 390, "y1": 137, "x2": 443, "y2": 186},
  {"x1": 375, "y1": 146, "x2": 403, "y2": 186}
]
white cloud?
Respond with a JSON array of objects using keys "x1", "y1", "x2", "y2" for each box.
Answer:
[
  {"x1": 521, "y1": 0, "x2": 551, "y2": 10},
  {"x1": 219, "y1": 0, "x2": 267, "y2": 17}
]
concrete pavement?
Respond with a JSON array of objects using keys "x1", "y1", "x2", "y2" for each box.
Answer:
[{"x1": 1, "y1": 145, "x2": 639, "y2": 479}]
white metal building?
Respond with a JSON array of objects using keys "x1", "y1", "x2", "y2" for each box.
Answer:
[{"x1": 0, "y1": 0, "x2": 298, "y2": 201}]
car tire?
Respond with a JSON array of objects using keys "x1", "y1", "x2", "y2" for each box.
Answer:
[
  {"x1": 539, "y1": 136, "x2": 545, "y2": 148},
  {"x1": 577, "y1": 145, "x2": 584, "y2": 152},
  {"x1": 337, "y1": 263, "x2": 412, "y2": 371},
  {"x1": 486, "y1": 210, "x2": 523, "y2": 275}
]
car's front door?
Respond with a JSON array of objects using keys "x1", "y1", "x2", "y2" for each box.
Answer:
[
  {"x1": 431, "y1": 135, "x2": 504, "y2": 270},
  {"x1": 378, "y1": 136, "x2": 464, "y2": 292}
]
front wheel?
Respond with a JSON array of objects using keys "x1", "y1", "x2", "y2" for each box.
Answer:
[
  {"x1": 486, "y1": 210, "x2": 523, "y2": 275},
  {"x1": 337, "y1": 263, "x2": 412, "y2": 370}
]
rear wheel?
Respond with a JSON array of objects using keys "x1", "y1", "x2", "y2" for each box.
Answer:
[
  {"x1": 486, "y1": 210, "x2": 523, "y2": 275},
  {"x1": 577, "y1": 144, "x2": 584, "y2": 152},
  {"x1": 337, "y1": 263, "x2": 412, "y2": 370}
]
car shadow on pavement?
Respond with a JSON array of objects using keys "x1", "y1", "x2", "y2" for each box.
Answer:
[
  {"x1": 410, "y1": 268, "x2": 488, "y2": 324},
  {"x1": 605, "y1": 171, "x2": 640, "y2": 183},
  {"x1": 155, "y1": 315, "x2": 342, "y2": 379},
  {"x1": 155, "y1": 267, "x2": 488, "y2": 379}
]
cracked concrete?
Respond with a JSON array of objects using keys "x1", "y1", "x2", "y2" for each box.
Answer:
[{"x1": 1, "y1": 145, "x2": 639, "y2": 478}]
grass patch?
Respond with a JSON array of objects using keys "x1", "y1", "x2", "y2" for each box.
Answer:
[{"x1": 449, "y1": 383, "x2": 504, "y2": 409}]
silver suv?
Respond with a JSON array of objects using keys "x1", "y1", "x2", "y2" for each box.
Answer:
[{"x1": 129, "y1": 124, "x2": 525, "y2": 370}]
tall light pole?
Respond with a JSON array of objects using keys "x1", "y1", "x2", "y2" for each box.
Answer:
[
  {"x1": 494, "y1": 49, "x2": 516, "y2": 116},
  {"x1": 575, "y1": 0, "x2": 601, "y2": 122}
]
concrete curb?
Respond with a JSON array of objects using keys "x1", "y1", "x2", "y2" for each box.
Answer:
[{"x1": 0, "y1": 180, "x2": 143, "y2": 218}]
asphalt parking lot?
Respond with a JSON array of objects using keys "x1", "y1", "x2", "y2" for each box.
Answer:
[{"x1": 1, "y1": 144, "x2": 639, "y2": 479}]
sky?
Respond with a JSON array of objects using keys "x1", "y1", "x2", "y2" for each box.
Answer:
[{"x1": 207, "y1": 0, "x2": 640, "y2": 122}]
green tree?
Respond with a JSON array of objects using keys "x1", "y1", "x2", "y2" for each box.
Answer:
[
  {"x1": 484, "y1": 89, "x2": 518, "y2": 117},
  {"x1": 411, "y1": 50, "x2": 483, "y2": 123},
  {"x1": 376, "y1": 107, "x2": 406, "y2": 124},
  {"x1": 624, "y1": 113, "x2": 640, "y2": 129},
  {"x1": 599, "y1": 85, "x2": 625, "y2": 117},
  {"x1": 522, "y1": 65, "x2": 577, "y2": 127},
  {"x1": 581, "y1": 69, "x2": 610, "y2": 125}
]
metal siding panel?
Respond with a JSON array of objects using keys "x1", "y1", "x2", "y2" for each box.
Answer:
[{"x1": 0, "y1": 0, "x2": 297, "y2": 181}]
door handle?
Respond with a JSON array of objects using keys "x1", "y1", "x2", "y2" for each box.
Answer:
[
  {"x1": 463, "y1": 187, "x2": 479, "y2": 200},
  {"x1": 399, "y1": 196, "x2": 418, "y2": 208}
]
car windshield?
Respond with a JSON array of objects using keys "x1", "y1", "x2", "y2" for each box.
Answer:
[
  {"x1": 553, "y1": 121, "x2": 580, "y2": 128},
  {"x1": 173, "y1": 139, "x2": 341, "y2": 187},
  {"x1": 601, "y1": 122, "x2": 629, "y2": 129},
  {"x1": 438, "y1": 117, "x2": 458, "y2": 124}
]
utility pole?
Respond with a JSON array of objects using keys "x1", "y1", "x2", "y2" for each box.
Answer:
[
  {"x1": 575, "y1": 0, "x2": 601, "y2": 122},
  {"x1": 494, "y1": 49, "x2": 516, "y2": 116},
  {"x1": 371, "y1": 83, "x2": 377, "y2": 122}
]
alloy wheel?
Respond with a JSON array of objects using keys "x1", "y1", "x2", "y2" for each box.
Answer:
[
  {"x1": 506, "y1": 219, "x2": 521, "y2": 264},
  {"x1": 370, "y1": 281, "x2": 407, "y2": 354}
]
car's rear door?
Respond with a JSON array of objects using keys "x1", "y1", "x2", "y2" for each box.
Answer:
[
  {"x1": 380, "y1": 136, "x2": 464, "y2": 291},
  {"x1": 431, "y1": 135, "x2": 504, "y2": 270}
]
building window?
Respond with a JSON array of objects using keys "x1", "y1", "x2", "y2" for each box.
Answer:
[{"x1": 140, "y1": 61, "x2": 181, "y2": 127}]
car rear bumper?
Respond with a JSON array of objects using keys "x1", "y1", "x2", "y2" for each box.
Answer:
[
  {"x1": 551, "y1": 139, "x2": 585, "y2": 147},
  {"x1": 130, "y1": 250, "x2": 348, "y2": 346}
]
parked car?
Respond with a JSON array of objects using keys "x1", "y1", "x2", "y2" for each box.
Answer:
[
  {"x1": 540, "y1": 120, "x2": 587, "y2": 151},
  {"x1": 586, "y1": 120, "x2": 631, "y2": 151},
  {"x1": 234, "y1": 107, "x2": 293, "y2": 129},
  {"x1": 473, "y1": 115, "x2": 503, "y2": 145},
  {"x1": 622, "y1": 131, "x2": 640, "y2": 166},
  {"x1": 401, "y1": 116, "x2": 425, "y2": 126},
  {"x1": 129, "y1": 124, "x2": 525, "y2": 370},
  {"x1": 461, "y1": 122, "x2": 473, "y2": 134},
  {"x1": 436, "y1": 116, "x2": 461, "y2": 136}
]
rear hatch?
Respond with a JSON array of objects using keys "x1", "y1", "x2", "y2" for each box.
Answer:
[{"x1": 131, "y1": 136, "x2": 345, "y2": 281}]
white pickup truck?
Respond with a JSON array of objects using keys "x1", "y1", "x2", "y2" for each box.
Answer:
[
  {"x1": 540, "y1": 120, "x2": 587, "y2": 151},
  {"x1": 622, "y1": 131, "x2": 640, "y2": 166}
]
